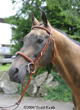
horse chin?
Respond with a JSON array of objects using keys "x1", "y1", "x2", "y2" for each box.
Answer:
[{"x1": 16, "y1": 70, "x2": 28, "y2": 83}]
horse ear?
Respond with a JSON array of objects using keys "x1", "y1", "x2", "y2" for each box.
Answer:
[
  {"x1": 41, "y1": 11, "x2": 48, "y2": 27},
  {"x1": 31, "y1": 13, "x2": 39, "y2": 26}
]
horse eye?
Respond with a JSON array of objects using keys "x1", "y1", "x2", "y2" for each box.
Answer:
[{"x1": 37, "y1": 39, "x2": 43, "y2": 44}]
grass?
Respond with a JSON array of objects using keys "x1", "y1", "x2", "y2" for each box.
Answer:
[{"x1": 0, "y1": 64, "x2": 11, "y2": 71}]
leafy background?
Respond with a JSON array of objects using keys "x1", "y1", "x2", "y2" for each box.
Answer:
[{"x1": 5, "y1": 0, "x2": 80, "y2": 54}]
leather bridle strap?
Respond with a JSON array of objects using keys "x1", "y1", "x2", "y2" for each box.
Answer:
[
  {"x1": 15, "y1": 52, "x2": 34, "y2": 63},
  {"x1": 31, "y1": 26, "x2": 52, "y2": 35}
]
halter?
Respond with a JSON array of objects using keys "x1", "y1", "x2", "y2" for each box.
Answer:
[{"x1": 0, "y1": 26, "x2": 56, "y2": 110}]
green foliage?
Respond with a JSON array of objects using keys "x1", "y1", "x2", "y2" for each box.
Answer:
[
  {"x1": 18, "y1": 83, "x2": 28, "y2": 97},
  {"x1": 43, "y1": 70, "x2": 72, "y2": 102},
  {"x1": 5, "y1": 0, "x2": 80, "y2": 54},
  {"x1": 5, "y1": 0, "x2": 46, "y2": 54},
  {"x1": 35, "y1": 63, "x2": 54, "y2": 76},
  {"x1": 5, "y1": 16, "x2": 31, "y2": 54},
  {"x1": 44, "y1": 86, "x2": 72, "y2": 102},
  {"x1": 46, "y1": 0, "x2": 80, "y2": 40},
  {"x1": 0, "y1": 64, "x2": 11, "y2": 71}
]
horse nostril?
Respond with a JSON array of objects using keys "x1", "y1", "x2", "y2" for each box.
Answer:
[{"x1": 14, "y1": 68, "x2": 19, "y2": 74}]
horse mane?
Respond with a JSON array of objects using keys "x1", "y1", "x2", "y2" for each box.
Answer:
[
  {"x1": 39, "y1": 22, "x2": 80, "y2": 46},
  {"x1": 53, "y1": 27, "x2": 80, "y2": 46}
]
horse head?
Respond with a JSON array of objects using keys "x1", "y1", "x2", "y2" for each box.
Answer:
[{"x1": 9, "y1": 11, "x2": 54, "y2": 83}]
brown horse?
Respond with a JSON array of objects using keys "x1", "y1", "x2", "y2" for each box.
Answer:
[{"x1": 9, "y1": 11, "x2": 80, "y2": 110}]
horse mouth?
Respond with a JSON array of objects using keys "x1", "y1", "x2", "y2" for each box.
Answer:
[{"x1": 9, "y1": 67, "x2": 29, "y2": 83}]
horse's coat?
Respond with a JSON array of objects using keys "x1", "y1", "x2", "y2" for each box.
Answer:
[
  {"x1": 51, "y1": 27, "x2": 80, "y2": 110},
  {"x1": 9, "y1": 11, "x2": 80, "y2": 110}
]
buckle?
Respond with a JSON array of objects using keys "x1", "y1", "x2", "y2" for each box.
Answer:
[{"x1": 27, "y1": 62, "x2": 34, "y2": 74}]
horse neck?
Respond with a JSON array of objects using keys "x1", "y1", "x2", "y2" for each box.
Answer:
[
  {"x1": 51, "y1": 28, "x2": 80, "y2": 95},
  {"x1": 52, "y1": 27, "x2": 79, "y2": 64},
  {"x1": 52, "y1": 28, "x2": 75, "y2": 58}
]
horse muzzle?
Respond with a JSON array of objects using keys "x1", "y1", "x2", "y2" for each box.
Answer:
[{"x1": 9, "y1": 65, "x2": 29, "y2": 83}]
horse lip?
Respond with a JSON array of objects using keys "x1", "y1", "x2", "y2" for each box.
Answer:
[
  {"x1": 13, "y1": 78, "x2": 21, "y2": 83},
  {"x1": 10, "y1": 74, "x2": 20, "y2": 83},
  {"x1": 12, "y1": 75, "x2": 24, "y2": 83}
]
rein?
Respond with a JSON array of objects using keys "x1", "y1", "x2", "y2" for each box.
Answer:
[{"x1": 0, "y1": 26, "x2": 56, "y2": 110}]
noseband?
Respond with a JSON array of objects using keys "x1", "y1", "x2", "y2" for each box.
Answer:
[{"x1": 0, "y1": 26, "x2": 56, "y2": 110}]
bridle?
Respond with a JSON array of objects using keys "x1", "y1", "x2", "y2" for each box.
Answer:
[{"x1": 0, "y1": 26, "x2": 56, "y2": 110}]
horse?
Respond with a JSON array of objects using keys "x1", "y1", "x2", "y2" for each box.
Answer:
[{"x1": 9, "y1": 11, "x2": 80, "y2": 110}]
